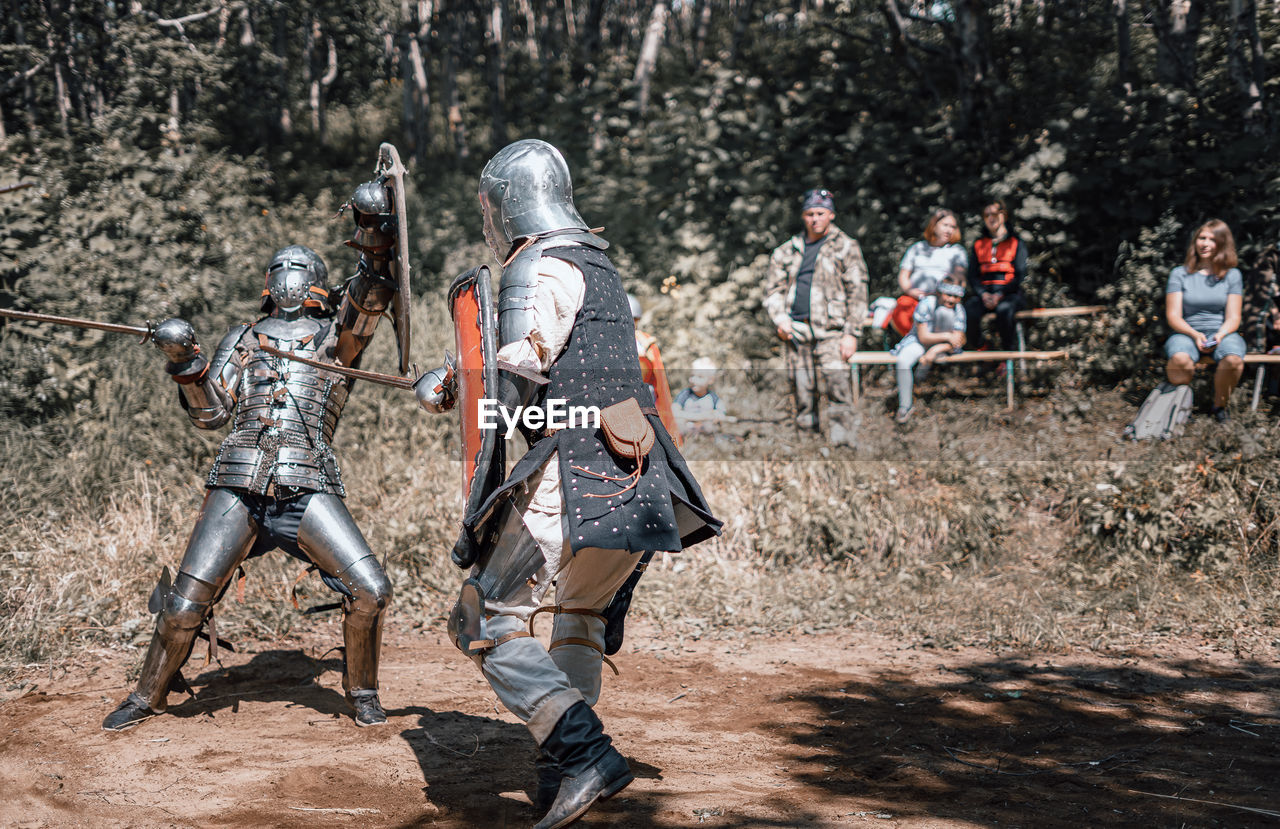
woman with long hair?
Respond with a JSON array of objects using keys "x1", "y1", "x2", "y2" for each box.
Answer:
[
  {"x1": 886, "y1": 208, "x2": 968, "y2": 337},
  {"x1": 1164, "y1": 218, "x2": 1245, "y2": 422}
]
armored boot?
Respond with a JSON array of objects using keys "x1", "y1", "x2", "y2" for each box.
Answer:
[
  {"x1": 103, "y1": 592, "x2": 208, "y2": 731},
  {"x1": 340, "y1": 591, "x2": 388, "y2": 727},
  {"x1": 532, "y1": 702, "x2": 633, "y2": 829}
]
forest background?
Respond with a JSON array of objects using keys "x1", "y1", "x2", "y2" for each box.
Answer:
[{"x1": 1, "y1": 0, "x2": 1280, "y2": 674}]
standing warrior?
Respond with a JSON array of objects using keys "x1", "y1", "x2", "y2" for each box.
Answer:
[
  {"x1": 418, "y1": 139, "x2": 721, "y2": 828},
  {"x1": 102, "y1": 176, "x2": 407, "y2": 732}
]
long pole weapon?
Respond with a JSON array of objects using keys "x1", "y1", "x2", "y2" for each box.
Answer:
[
  {"x1": 257, "y1": 341, "x2": 420, "y2": 390},
  {"x1": 0, "y1": 307, "x2": 156, "y2": 342}
]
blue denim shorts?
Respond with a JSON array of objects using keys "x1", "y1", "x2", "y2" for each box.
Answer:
[{"x1": 1164, "y1": 331, "x2": 1247, "y2": 362}]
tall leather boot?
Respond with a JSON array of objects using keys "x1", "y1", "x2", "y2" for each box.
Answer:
[
  {"x1": 532, "y1": 701, "x2": 633, "y2": 829},
  {"x1": 534, "y1": 748, "x2": 561, "y2": 815}
]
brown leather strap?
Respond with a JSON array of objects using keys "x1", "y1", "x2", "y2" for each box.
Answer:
[
  {"x1": 550, "y1": 637, "x2": 619, "y2": 676},
  {"x1": 204, "y1": 613, "x2": 218, "y2": 667},
  {"x1": 468, "y1": 630, "x2": 533, "y2": 650},
  {"x1": 290, "y1": 565, "x2": 316, "y2": 610},
  {"x1": 527, "y1": 605, "x2": 607, "y2": 637}
]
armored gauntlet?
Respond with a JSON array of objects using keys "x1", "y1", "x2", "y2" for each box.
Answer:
[
  {"x1": 154, "y1": 318, "x2": 234, "y2": 429},
  {"x1": 414, "y1": 353, "x2": 456, "y2": 413}
]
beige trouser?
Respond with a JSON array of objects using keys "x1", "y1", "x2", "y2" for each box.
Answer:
[{"x1": 469, "y1": 454, "x2": 642, "y2": 742}]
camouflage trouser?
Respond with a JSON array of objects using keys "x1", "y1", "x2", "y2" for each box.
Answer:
[{"x1": 786, "y1": 335, "x2": 856, "y2": 444}]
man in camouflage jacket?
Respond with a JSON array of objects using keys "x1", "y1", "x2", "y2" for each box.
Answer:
[{"x1": 763, "y1": 188, "x2": 868, "y2": 444}]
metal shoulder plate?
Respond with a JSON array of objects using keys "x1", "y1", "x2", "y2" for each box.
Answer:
[
  {"x1": 211, "y1": 324, "x2": 251, "y2": 384},
  {"x1": 496, "y1": 233, "x2": 607, "y2": 348},
  {"x1": 497, "y1": 244, "x2": 543, "y2": 348}
]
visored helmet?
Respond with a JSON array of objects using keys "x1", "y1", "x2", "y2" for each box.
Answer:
[
  {"x1": 262, "y1": 244, "x2": 330, "y2": 315},
  {"x1": 479, "y1": 139, "x2": 590, "y2": 261}
]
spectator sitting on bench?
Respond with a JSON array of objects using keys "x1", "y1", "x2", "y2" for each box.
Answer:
[
  {"x1": 1164, "y1": 218, "x2": 1245, "y2": 423},
  {"x1": 965, "y1": 198, "x2": 1027, "y2": 353},
  {"x1": 674, "y1": 358, "x2": 728, "y2": 436},
  {"x1": 887, "y1": 208, "x2": 967, "y2": 338},
  {"x1": 892, "y1": 274, "x2": 967, "y2": 424}
]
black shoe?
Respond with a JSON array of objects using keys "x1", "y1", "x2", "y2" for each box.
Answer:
[
  {"x1": 348, "y1": 689, "x2": 387, "y2": 727},
  {"x1": 534, "y1": 748, "x2": 562, "y2": 815},
  {"x1": 532, "y1": 747, "x2": 632, "y2": 829},
  {"x1": 102, "y1": 693, "x2": 157, "y2": 732},
  {"x1": 532, "y1": 701, "x2": 634, "y2": 829},
  {"x1": 1211, "y1": 406, "x2": 1230, "y2": 423}
]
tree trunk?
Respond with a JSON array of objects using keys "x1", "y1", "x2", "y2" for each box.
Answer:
[
  {"x1": 729, "y1": 0, "x2": 756, "y2": 67},
  {"x1": 952, "y1": 0, "x2": 992, "y2": 139},
  {"x1": 406, "y1": 34, "x2": 431, "y2": 156},
  {"x1": 1227, "y1": 0, "x2": 1266, "y2": 132},
  {"x1": 1114, "y1": 0, "x2": 1131, "y2": 93},
  {"x1": 575, "y1": 0, "x2": 605, "y2": 81},
  {"x1": 444, "y1": 16, "x2": 469, "y2": 160},
  {"x1": 274, "y1": 6, "x2": 293, "y2": 139},
  {"x1": 633, "y1": 1, "x2": 668, "y2": 116},
  {"x1": 1151, "y1": 0, "x2": 1201, "y2": 90},
  {"x1": 486, "y1": 0, "x2": 508, "y2": 149},
  {"x1": 563, "y1": 0, "x2": 577, "y2": 40},
  {"x1": 304, "y1": 15, "x2": 317, "y2": 131},
  {"x1": 517, "y1": 0, "x2": 539, "y2": 60},
  {"x1": 692, "y1": 0, "x2": 712, "y2": 66}
]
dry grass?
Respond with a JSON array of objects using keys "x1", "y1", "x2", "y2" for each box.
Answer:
[{"x1": 3, "y1": 338, "x2": 1280, "y2": 676}]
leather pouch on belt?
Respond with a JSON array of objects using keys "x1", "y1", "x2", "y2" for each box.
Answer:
[{"x1": 599, "y1": 397, "x2": 655, "y2": 465}]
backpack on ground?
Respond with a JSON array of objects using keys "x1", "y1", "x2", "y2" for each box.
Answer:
[{"x1": 1123, "y1": 382, "x2": 1193, "y2": 440}]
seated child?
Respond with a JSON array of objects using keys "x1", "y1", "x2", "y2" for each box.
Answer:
[
  {"x1": 674, "y1": 357, "x2": 728, "y2": 436},
  {"x1": 892, "y1": 275, "x2": 967, "y2": 424}
]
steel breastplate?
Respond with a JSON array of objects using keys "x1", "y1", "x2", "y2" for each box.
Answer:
[{"x1": 207, "y1": 318, "x2": 348, "y2": 496}]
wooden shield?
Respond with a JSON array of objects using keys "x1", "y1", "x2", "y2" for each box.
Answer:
[
  {"x1": 377, "y1": 142, "x2": 413, "y2": 375},
  {"x1": 447, "y1": 266, "x2": 505, "y2": 567}
]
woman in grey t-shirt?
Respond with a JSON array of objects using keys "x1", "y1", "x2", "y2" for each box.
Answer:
[
  {"x1": 886, "y1": 209, "x2": 967, "y2": 335},
  {"x1": 1164, "y1": 218, "x2": 1245, "y2": 422}
]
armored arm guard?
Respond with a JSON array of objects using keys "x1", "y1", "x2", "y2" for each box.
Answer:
[
  {"x1": 334, "y1": 181, "x2": 399, "y2": 367},
  {"x1": 153, "y1": 318, "x2": 240, "y2": 430},
  {"x1": 495, "y1": 245, "x2": 552, "y2": 411}
]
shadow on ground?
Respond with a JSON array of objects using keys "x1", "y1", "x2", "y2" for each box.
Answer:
[{"x1": 767, "y1": 656, "x2": 1280, "y2": 828}]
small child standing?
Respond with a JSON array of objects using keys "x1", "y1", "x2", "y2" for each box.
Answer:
[
  {"x1": 892, "y1": 274, "x2": 967, "y2": 423},
  {"x1": 674, "y1": 358, "x2": 728, "y2": 436}
]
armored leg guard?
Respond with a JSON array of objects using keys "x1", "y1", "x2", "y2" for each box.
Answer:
[
  {"x1": 533, "y1": 701, "x2": 633, "y2": 829},
  {"x1": 448, "y1": 500, "x2": 545, "y2": 657},
  {"x1": 297, "y1": 494, "x2": 392, "y2": 725},
  {"x1": 133, "y1": 597, "x2": 209, "y2": 711},
  {"x1": 338, "y1": 557, "x2": 392, "y2": 727}
]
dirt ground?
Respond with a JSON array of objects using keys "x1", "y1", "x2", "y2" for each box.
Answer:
[
  {"x1": 2, "y1": 614, "x2": 1280, "y2": 829},
  {"x1": 2, "y1": 617, "x2": 1278, "y2": 829}
]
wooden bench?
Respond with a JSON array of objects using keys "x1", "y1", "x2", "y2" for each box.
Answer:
[
  {"x1": 847, "y1": 350, "x2": 1071, "y2": 409},
  {"x1": 1189, "y1": 353, "x2": 1280, "y2": 411},
  {"x1": 1011, "y1": 305, "x2": 1105, "y2": 376}
]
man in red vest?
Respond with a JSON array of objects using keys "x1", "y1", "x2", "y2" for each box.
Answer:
[
  {"x1": 965, "y1": 199, "x2": 1027, "y2": 352},
  {"x1": 629, "y1": 294, "x2": 682, "y2": 446}
]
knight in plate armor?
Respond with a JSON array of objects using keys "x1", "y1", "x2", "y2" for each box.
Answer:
[
  {"x1": 423, "y1": 139, "x2": 722, "y2": 829},
  {"x1": 102, "y1": 178, "x2": 404, "y2": 732}
]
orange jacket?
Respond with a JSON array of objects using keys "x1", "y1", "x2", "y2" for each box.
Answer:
[{"x1": 635, "y1": 329, "x2": 682, "y2": 446}]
